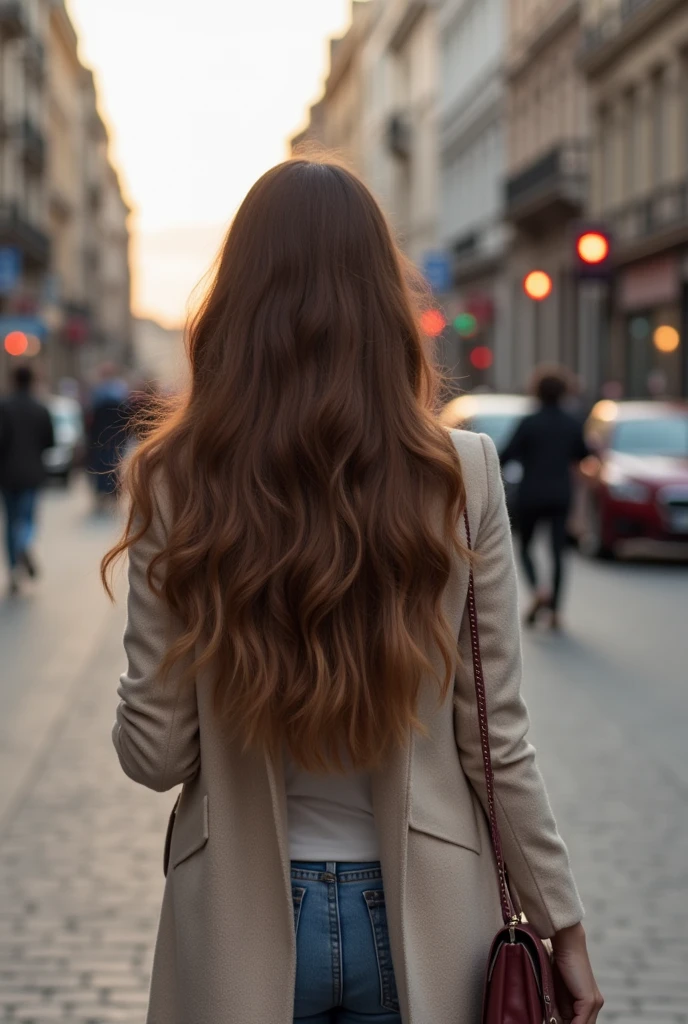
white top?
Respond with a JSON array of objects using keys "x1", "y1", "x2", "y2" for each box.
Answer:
[{"x1": 284, "y1": 753, "x2": 380, "y2": 862}]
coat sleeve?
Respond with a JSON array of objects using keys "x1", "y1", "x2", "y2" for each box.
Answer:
[
  {"x1": 113, "y1": 493, "x2": 200, "y2": 793},
  {"x1": 454, "y1": 433, "x2": 584, "y2": 937}
]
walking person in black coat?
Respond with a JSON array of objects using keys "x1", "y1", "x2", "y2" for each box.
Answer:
[
  {"x1": 500, "y1": 367, "x2": 589, "y2": 630},
  {"x1": 0, "y1": 365, "x2": 54, "y2": 595}
]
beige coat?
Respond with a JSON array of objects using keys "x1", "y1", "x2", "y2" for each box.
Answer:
[{"x1": 113, "y1": 429, "x2": 584, "y2": 1024}]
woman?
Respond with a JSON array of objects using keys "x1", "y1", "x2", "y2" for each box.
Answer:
[
  {"x1": 104, "y1": 160, "x2": 602, "y2": 1024},
  {"x1": 500, "y1": 367, "x2": 589, "y2": 631}
]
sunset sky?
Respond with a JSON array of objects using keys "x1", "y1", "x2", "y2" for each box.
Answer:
[{"x1": 66, "y1": 0, "x2": 353, "y2": 327}]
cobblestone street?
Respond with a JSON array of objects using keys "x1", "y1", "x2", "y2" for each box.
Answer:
[{"x1": 0, "y1": 482, "x2": 687, "y2": 1023}]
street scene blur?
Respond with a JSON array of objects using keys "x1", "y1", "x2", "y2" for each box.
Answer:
[{"x1": 0, "y1": 0, "x2": 687, "y2": 1022}]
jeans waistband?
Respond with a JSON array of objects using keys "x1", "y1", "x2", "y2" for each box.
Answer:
[{"x1": 290, "y1": 860, "x2": 383, "y2": 883}]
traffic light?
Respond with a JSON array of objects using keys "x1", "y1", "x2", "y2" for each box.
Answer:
[
  {"x1": 573, "y1": 224, "x2": 612, "y2": 278},
  {"x1": 469, "y1": 346, "x2": 493, "y2": 370},
  {"x1": 523, "y1": 270, "x2": 552, "y2": 301}
]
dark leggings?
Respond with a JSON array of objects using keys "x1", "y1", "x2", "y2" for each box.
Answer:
[{"x1": 518, "y1": 508, "x2": 568, "y2": 612}]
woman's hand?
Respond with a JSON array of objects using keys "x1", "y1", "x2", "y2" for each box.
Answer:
[{"x1": 552, "y1": 923, "x2": 604, "y2": 1024}]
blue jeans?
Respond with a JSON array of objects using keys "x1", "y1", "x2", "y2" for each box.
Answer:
[
  {"x1": 292, "y1": 862, "x2": 401, "y2": 1023},
  {"x1": 2, "y1": 489, "x2": 37, "y2": 569}
]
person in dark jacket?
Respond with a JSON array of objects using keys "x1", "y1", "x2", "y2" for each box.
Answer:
[
  {"x1": 86, "y1": 363, "x2": 131, "y2": 512},
  {"x1": 0, "y1": 365, "x2": 54, "y2": 594},
  {"x1": 500, "y1": 366, "x2": 589, "y2": 630}
]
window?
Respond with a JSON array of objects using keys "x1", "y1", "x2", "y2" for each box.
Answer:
[
  {"x1": 651, "y1": 69, "x2": 668, "y2": 186},
  {"x1": 599, "y1": 106, "x2": 614, "y2": 208},
  {"x1": 624, "y1": 89, "x2": 640, "y2": 199},
  {"x1": 683, "y1": 52, "x2": 688, "y2": 174}
]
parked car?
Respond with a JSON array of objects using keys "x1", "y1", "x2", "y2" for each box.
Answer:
[
  {"x1": 439, "y1": 393, "x2": 534, "y2": 519},
  {"x1": 580, "y1": 400, "x2": 688, "y2": 557},
  {"x1": 42, "y1": 395, "x2": 86, "y2": 485}
]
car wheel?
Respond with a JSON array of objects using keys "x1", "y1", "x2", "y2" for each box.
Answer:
[{"x1": 581, "y1": 496, "x2": 615, "y2": 560}]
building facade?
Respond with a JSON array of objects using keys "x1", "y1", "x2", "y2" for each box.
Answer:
[
  {"x1": 0, "y1": 0, "x2": 131, "y2": 391},
  {"x1": 439, "y1": 0, "x2": 510, "y2": 390},
  {"x1": 0, "y1": 0, "x2": 50, "y2": 390},
  {"x1": 362, "y1": 0, "x2": 441, "y2": 265},
  {"x1": 581, "y1": 0, "x2": 688, "y2": 398},
  {"x1": 504, "y1": 0, "x2": 590, "y2": 391},
  {"x1": 293, "y1": 0, "x2": 441, "y2": 269}
]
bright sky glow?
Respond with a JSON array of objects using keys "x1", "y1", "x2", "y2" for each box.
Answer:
[{"x1": 66, "y1": 0, "x2": 353, "y2": 326}]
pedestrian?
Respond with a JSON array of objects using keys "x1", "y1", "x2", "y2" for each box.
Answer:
[
  {"x1": 500, "y1": 365, "x2": 589, "y2": 630},
  {"x1": 86, "y1": 363, "x2": 131, "y2": 512},
  {"x1": 103, "y1": 159, "x2": 602, "y2": 1024},
  {"x1": 0, "y1": 364, "x2": 54, "y2": 595}
]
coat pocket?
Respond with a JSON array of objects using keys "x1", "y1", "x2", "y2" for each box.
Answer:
[
  {"x1": 169, "y1": 793, "x2": 209, "y2": 870},
  {"x1": 408, "y1": 787, "x2": 481, "y2": 854}
]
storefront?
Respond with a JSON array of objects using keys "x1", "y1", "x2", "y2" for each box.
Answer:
[{"x1": 612, "y1": 252, "x2": 686, "y2": 399}]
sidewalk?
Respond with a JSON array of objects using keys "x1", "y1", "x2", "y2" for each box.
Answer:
[{"x1": 0, "y1": 599, "x2": 170, "y2": 1023}]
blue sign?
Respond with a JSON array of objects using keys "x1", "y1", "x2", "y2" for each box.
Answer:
[
  {"x1": 0, "y1": 315, "x2": 48, "y2": 340},
  {"x1": 421, "y1": 251, "x2": 452, "y2": 294},
  {"x1": 0, "y1": 247, "x2": 21, "y2": 294}
]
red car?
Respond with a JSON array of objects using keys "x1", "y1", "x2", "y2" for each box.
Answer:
[{"x1": 580, "y1": 400, "x2": 688, "y2": 558}]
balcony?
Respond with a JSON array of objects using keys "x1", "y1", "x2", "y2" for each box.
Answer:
[
  {"x1": 505, "y1": 140, "x2": 587, "y2": 231},
  {"x1": 17, "y1": 118, "x2": 45, "y2": 174},
  {"x1": 0, "y1": 1, "x2": 27, "y2": 40},
  {"x1": 609, "y1": 180, "x2": 688, "y2": 260},
  {"x1": 0, "y1": 202, "x2": 50, "y2": 268},
  {"x1": 580, "y1": 0, "x2": 680, "y2": 71}
]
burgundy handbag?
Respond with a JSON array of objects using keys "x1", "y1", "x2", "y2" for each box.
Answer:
[{"x1": 464, "y1": 510, "x2": 563, "y2": 1024}]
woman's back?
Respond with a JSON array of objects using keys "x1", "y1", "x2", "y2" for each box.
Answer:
[{"x1": 105, "y1": 158, "x2": 601, "y2": 1024}]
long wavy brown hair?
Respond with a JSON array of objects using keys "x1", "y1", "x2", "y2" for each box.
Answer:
[{"x1": 103, "y1": 157, "x2": 467, "y2": 772}]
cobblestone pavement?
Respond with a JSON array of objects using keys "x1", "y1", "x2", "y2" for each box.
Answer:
[{"x1": 0, "y1": 483, "x2": 687, "y2": 1023}]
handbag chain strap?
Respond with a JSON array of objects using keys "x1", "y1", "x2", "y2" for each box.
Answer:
[{"x1": 463, "y1": 508, "x2": 516, "y2": 928}]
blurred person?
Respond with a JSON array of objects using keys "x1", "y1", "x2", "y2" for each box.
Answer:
[
  {"x1": 86, "y1": 363, "x2": 131, "y2": 512},
  {"x1": 500, "y1": 366, "x2": 589, "y2": 630},
  {"x1": 103, "y1": 160, "x2": 602, "y2": 1024},
  {"x1": 0, "y1": 365, "x2": 54, "y2": 595}
]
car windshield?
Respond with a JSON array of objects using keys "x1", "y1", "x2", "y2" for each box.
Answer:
[
  {"x1": 612, "y1": 417, "x2": 688, "y2": 457},
  {"x1": 469, "y1": 414, "x2": 523, "y2": 452},
  {"x1": 52, "y1": 410, "x2": 79, "y2": 427}
]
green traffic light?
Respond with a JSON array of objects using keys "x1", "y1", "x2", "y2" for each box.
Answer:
[{"x1": 454, "y1": 313, "x2": 478, "y2": 337}]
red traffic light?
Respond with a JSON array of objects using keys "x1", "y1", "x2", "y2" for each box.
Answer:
[
  {"x1": 523, "y1": 271, "x2": 552, "y2": 301},
  {"x1": 4, "y1": 331, "x2": 29, "y2": 357},
  {"x1": 576, "y1": 231, "x2": 609, "y2": 265},
  {"x1": 469, "y1": 346, "x2": 493, "y2": 371}
]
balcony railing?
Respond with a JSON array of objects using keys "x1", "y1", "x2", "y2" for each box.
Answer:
[
  {"x1": 0, "y1": 1, "x2": 27, "y2": 40},
  {"x1": 0, "y1": 201, "x2": 50, "y2": 267},
  {"x1": 505, "y1": 141, "x2": 587, "y2": 227},
  {"x1": 610, "y1": 181, "x2": 688, "y2": 251},
  {"x1": 581, "y1": 0, "x2": 671, "y2": 64},
  {"x1": 17, "y1": 118, "x2": 45, "y2": 174}
]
